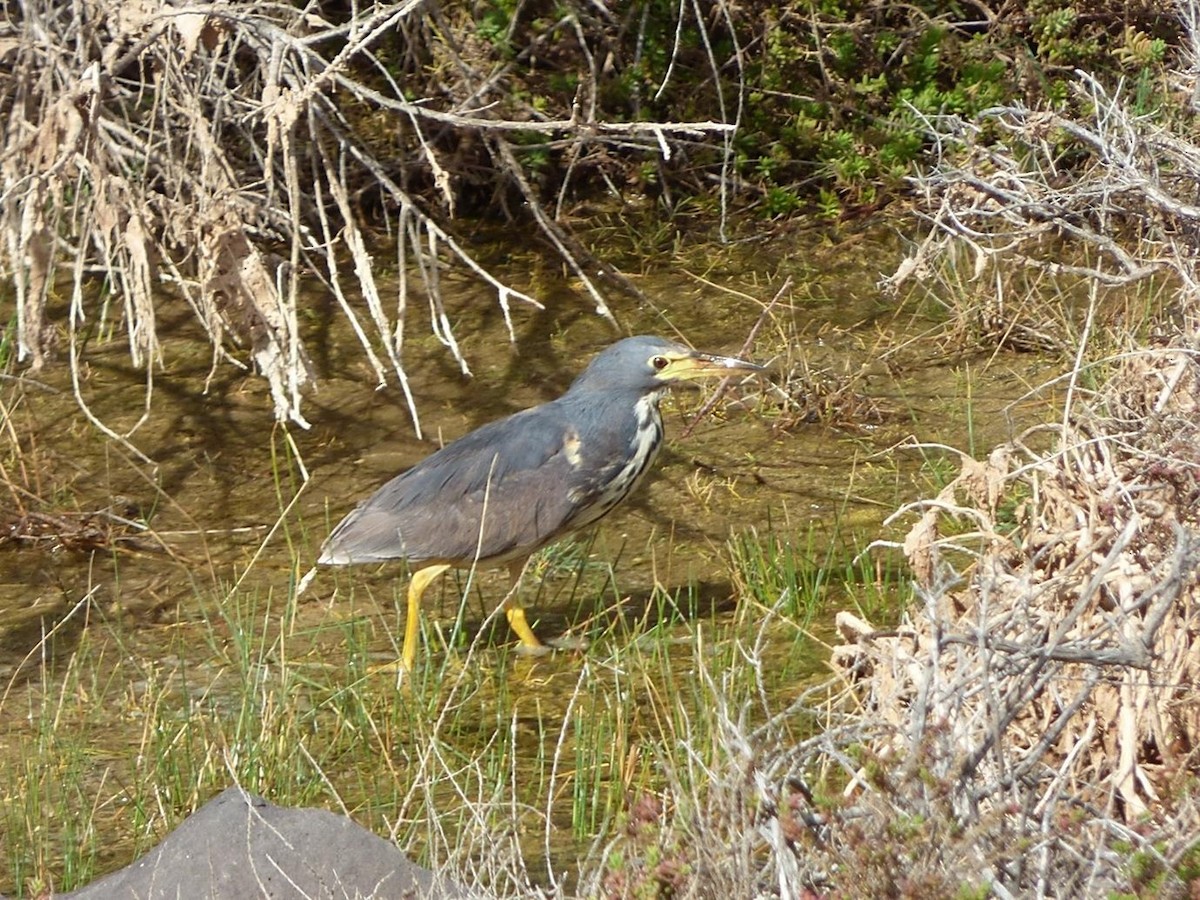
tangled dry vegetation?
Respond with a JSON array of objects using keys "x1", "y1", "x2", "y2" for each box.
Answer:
[
  {"x1": 815, "y1": 28, "x2": 1200, "y2": 895},
  {"x1": 589, "y1": 19, "x2": 1200, "y2": 895},
  {"x1": 829, "y1": 344, "x2": 1200, "y2": 896},
  {"x1": 0, "y1": 1, "x2": 733, "y2": 439},
  {"x1": 887, "y1": 12, "x2": 1200, "y2": 355}
]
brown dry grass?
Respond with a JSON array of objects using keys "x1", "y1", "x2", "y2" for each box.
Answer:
[{"x1": 827, "y1": 345, "x2": 1200, "y2": 896}]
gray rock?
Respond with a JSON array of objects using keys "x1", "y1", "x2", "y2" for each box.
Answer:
[{"x1": 57, "y1": 786, "x2": 472, "y2": 899}]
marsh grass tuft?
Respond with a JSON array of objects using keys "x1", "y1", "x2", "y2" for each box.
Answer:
[
  {"x1": 0, "y1": 400, "x2": 910, "y2": 897},
  {"x1": 0, "y1": 507, "x2": 875, "y2": 896}
]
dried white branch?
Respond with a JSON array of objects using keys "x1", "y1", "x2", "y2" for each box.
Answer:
[
  {"x1": 889, "y1": 64, "x2": 1200, "y2": 306},
  {"x1": 0, "y1": 0, "x2": 738, "y2": 439}
]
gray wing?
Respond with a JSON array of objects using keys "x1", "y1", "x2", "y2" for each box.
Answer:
[{"x1": 319, "y1": 402, "x2": 609, "y2": 567}]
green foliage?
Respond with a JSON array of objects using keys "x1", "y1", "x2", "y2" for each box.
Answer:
[
  {"x1": 512, "y1": 129, "x2": 551, "y2": 172},
  {"x1": 763, "y1": 186, "x2": 801, "y2": 217},
  {"x1": 429, "y1": 1, "x2": 1181, "y2": 221},
  {"x1": 727, "y1": 0, "x2": 1179, "y2": 217},
  {"x1": 1124, "y1": 830, "x2": 1200, "y2": 896},
  {"x1": 476, "y1": 0, "x2": 519, "y2": 53},
  {"x1": 0, "y1": 311, "x2": 14, "y2": 371},
  {"x1": 815, "y1": 188, "x2": 841, "y2": 221}
]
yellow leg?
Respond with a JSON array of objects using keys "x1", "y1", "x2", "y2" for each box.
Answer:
[
  {"x1": 503, "y1": 559, "x2": 544, "y2": 651},
  {"x1": 403, "y1": 564, "x2": 450, "y2": 672}
]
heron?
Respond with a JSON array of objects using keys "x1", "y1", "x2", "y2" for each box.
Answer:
[{"x1": 317, "y1": 335, "x2": 763, "y2": 671}]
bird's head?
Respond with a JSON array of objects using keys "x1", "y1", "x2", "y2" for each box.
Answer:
[{"x1": 568, "y1": 335, "x2": 764, "y2": 397}]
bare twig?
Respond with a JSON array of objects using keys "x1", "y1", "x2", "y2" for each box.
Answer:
[{"x1": 0, "y1": 0, "x2": 740, "y2": 441}]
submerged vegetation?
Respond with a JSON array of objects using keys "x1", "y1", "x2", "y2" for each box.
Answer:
[{"x1": 2, "y1": 0, "x2": 1200, "y2": 897}]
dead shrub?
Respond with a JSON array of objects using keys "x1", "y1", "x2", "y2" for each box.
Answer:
[
  {"x1": 0, "y1": 2, "x2": 734, "y2": 439},
  {"x1": 830, "y1": 346, "x2": 1200, "y2": 896}
]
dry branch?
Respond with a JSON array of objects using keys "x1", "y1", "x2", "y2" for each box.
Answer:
[
  {"x1": 0, "y1": 1, "x2": 739, "y2": 438},
  {"x1": 831, "y1": 350, "x2": 1200, "y2": 896}
]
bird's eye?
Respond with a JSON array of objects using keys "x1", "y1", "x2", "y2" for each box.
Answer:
[{"x1": 651, "y1": 355, "x2": 670, "y2": 371}]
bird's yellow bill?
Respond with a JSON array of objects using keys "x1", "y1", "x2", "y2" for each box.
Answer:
[{"x1": 658, "y1": 351, "x2": 765, "y2": 383}]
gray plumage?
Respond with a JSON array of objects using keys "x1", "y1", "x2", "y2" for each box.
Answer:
[{"x1": 319, "y1": 336, "x2": 688, "y2": 569}]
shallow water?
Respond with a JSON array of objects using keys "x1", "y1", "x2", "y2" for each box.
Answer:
[{"x1": 0, "y1": 227, "x2": 1059, "y2": 892}]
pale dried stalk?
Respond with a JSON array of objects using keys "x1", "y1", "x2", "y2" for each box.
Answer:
[
  {"x1": 836, "y1": 347, "x2": 1200, "y2": 895},
  {"x1": 0, "y1": 0, "x2": 738, "y2": 439}
]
